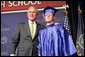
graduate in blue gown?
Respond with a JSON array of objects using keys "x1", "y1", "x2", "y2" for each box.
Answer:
[{"x1": 37, "y1": 6, "x2": 77, "y2": 56}]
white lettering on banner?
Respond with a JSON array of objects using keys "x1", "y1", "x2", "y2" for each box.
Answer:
[
  {"x1": 8, "y1": 1, "x2": 41, "y2": 7},
  {"x1": 18, "y1": 1, "x2": 24, "y2": 6},
  {"x1": 1, "y1": 1, "x2": 5, "y2": 7},
  {"x1": 9, "y1": 1, "x2": 16, "y2": 7},
  {"x1": 23, "y1": 1, "x2": 30, "y2": 5}
]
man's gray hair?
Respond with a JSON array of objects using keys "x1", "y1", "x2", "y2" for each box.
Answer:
[{"x1": 27, "y1": 6, "x2": 38, "y2": 14}]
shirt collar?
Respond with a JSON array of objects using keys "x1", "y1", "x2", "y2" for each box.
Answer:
[{"x1": 28, "y1": 20, "x2": 36, "y2": 24}]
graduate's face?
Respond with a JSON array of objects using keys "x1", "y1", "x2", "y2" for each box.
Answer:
[
  {"x1": 27, "y1": 7, "x2": 38, "y2": 22},
  {"x1": 44, "y1": 13, "x2": 54, "y2": 23}
]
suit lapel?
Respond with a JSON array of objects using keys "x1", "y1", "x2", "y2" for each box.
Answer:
[
  {"x1": 25, "y1": 21, "x2": 42, "y2": 41},
  {"x1": 33, "y1": 23, "x2": 40, "y2": 40},
  {"x1": 25, "y1": 22, "x2": 32, "y2": 40}
]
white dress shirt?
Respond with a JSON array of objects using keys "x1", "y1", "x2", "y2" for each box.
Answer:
[{"x1": 28, "y1": 20, "x2": 37, "y2": 38}]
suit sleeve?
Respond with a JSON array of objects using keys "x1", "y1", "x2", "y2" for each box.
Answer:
[{"x1": 10, "y1": 24, "x2": 20, "y2": 54}]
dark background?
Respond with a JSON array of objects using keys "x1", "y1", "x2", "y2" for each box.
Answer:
[{"x1": 66, "y1": 0, "x2": 84, "y2": 46}]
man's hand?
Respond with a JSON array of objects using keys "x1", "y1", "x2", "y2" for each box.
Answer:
[
  {"x1": 10, "y1": 54, "x2": 15, "y2": 56},
  {"x1": 38, "y1": 53, "x2": 40, "y2": 56}
]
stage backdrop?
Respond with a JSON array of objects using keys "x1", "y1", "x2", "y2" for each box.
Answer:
[{"x1": 1, "y1": 1, "x2": 69, "y2": 56}]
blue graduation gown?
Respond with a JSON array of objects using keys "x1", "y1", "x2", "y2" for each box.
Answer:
[{"x1": 37, "y1": 24, "x2": 77, "y2": 56}]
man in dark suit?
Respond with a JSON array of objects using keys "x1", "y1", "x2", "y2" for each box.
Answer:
[{"x1": 10, "y1": 6, "x2": 44, "y2": 56}]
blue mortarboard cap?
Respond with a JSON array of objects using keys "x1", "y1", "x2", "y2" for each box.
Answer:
[{"x1": 42, "y1": 6, "x2": 58, "y2": 15}]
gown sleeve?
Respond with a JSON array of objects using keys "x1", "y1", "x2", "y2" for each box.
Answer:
[
  {"x1": 37, "y1": 30, "x2": 42, "y2": 56},
  {"x1": 54, "y1": 24, "x2": 77, "y2": 56},
  {"x1": 37, "y1": 28, "x2": 47, "y2": 56}
]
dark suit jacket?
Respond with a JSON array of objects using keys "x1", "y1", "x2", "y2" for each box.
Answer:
[{"x1": 10, "y1": 21, "x2": 44, "y2": 56}]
